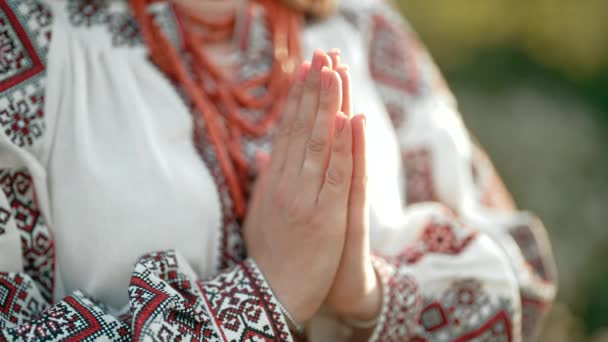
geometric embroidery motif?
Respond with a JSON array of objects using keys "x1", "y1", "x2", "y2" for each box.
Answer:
[
  {"x1": 2, "y1": 249, "x2": 292, "y2": 341},
  {"x1": 0, "y1": 1, "x2": 50, "y2": 88},
  {"x1": 107, "y1": 10, "x2": 141, "y2": 47},
  {"x1": 2, "y1": 290, "x2": 131, "y2": 341},
  {"x1": 509, "y1": 224, "x2": 550, "y2": 282},
  {"x1": 396, "y1": 214, "x2": 476, "y2": 264},
  {"x1": 128, "y1": 250, "x2": 290, "y2": 342},
  {"x1": 199, "y1": 260, "x2": 291, "y2": 342},
  {"x1": 520, "y1": 294, "x2": 549, "y2": 341},
  {"x1": 66, "y1": 0, "x2": 141, "y2": 47},
  {"x1": 363, "y1": 3, "x2": 451, "y2": 132},
  {"x1": 371, "y1": 266, "x2": 422, "y2": 341},
  {"x1": 367, "y1": 8, "x2": 424, "y2": 130},
  {"x1": 0, "y1": 0, "x2": 52, "y2": 147},
  {"x1": 0, "y1": 273, "x2": 50, "y2": 331},
  {"x1": 0, "y1": 206, "x2": 9, "y2": 234},
  {"x1": 128, "y1": 251, "x2": 221, "y2": 341},
  {"x1": 193, "y1": 121, "x2": 245, "y2": 271},
  {"x1": 0, "y1": 89, "x2": 45, "y2": 146},
  {"x1": 369, "y1": 14, "x2": 419, "y2": 94},
  {"x1": 0, "y1": 169, "x2": 55, "y2": 303},
  {"x1": 66, "y1": 0, "x2": 108, "y2": 27},
  {"x1": 420, "y1": 302, "x2": 448, "y2": 332},
  {"x1": 413, "y1": 279, "x2": 514, "y2": 341},
  {"x1": 402, "y1": 148, "x2": 439, "y2": 205}
]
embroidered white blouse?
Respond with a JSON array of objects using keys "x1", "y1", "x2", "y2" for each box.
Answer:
[{"x1": 0, "y1": 0, "x2": 556, "y2": 341}]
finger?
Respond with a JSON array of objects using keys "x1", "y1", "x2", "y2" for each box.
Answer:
[
  {"x1": 335, "y1": 65, "x2": 352, "y2": 117},
  {"x1": 245, "y1": 151, "x2": 272, "y2": 230},
  {"x1": 317, "y1": 112, "x2": 353, "y2": 211},
  {"x1": 256, "y1": 151, "x2": 271, "y2": 174},
  {"x1": 299, "y1": 67, "x2": 343, "y2": 205},
  {"x1": 270, "y1": 62, "x2": 310, "y2": 175},
  {"x1": 252, "y1": 151, "x2": 271, "y2": 201},
  {"x1": 329, "y1": 48, "x2": 341, "y2": 70},
  {"x1": 347, "y1": 114, "x2": 368, "y2": 238},
  {"x1": 281, "y1": 50, "x2": 332, "y2": 185}
]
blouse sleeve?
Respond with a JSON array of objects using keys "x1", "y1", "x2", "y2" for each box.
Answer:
[
  {"x1": 0, "y1": 169, "x2": 291, "y2": 342},
  {"x1": 0, "y1": 1, "x2": 294, "y2": 341},
  {"x1": 338, "y1": 2, "x2": 557, "y2": 341}
]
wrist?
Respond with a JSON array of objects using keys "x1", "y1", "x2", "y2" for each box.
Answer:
[
  {"x1": 342, "y1": 263, "x2": 383, "y2": 322},
  {"x1": 249, "y1": 257, "x2": 314, "y2": 324}
]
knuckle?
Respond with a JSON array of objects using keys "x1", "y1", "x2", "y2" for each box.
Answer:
[
  {"x1": 276, "y1": 122, "x2": 291, "y2": 138},
  {"x1": 286, "y1": 197, "x2": 311, "y2": 220},
  {"x1": 352, "y1": 174, "x2": 368, "y2": 190},
  {"x1": 306, "y1": 212, "x2": 325, "y2": 231},
  {"x1": 271, "y1": 183, "x2": 289, "y2": 207},
  {"x1": 303, "y1": 78, "x2": 319, "y2": 92},
  {"x1": 307, "y1": 135, "x2": 327, "y2": 154},
  {"x1": 332, "y1": 139, "x2": 348, "y2": 154},
  {"x1": 288, "y1": 81, "x2": 303, "y2": 97},
  {"x1": 326, "y1": 167, "x2": 346, "y2": 187},
  {"x1": 290, "y1": 119, "x2": 311, "y2": 136}
]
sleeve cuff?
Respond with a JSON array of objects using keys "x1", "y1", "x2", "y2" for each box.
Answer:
[
  {"x1": 199, "y1": 258, "x2": 294, "y2": 341},
  {"x1": 368, "y1": 256, "x2": 422, "y2": 341}
]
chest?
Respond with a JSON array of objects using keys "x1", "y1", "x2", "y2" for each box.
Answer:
[{"x1": 41, "y1": 0, "x2": 404, "y2": 308}]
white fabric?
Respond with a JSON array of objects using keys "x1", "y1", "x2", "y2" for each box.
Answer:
[
  {"x1": 44, "y1": 1, "x2": 224, "y2": 307},
  {"x1": 0, "y1": 1, "x2": 555, "y2": 340},
  {"x1": 27, "y1": 0, "x2": 422, "y2": 310},
  {"x1": 19, "y1": 0, "x2": 399, "y2": 309}
]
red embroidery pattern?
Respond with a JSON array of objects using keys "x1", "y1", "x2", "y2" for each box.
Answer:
[
  {"x1": 0, "y1": 205, "x2": 9, "y2": 235},
  {"x1": 129, "y1": 250, "x2": 290, "y2": 341},
  {"x1": 369, "y1": 13, "x2": 419, "y2": 94},
  {"x1": 2, "y1": 291, "x2": 131, "y2": 341},
  {"x1": 2, "y1": 249, "x2": 292, "y2": 340},
  {"x1": 413, "y1": 279, "x2": 514, "y2": 341},
  {"x1": 0, "y1": 0, "x2": 51, "y2": 147},
  {"x1": 371, "y1": 258, "x2": 422, "y2": 341},
  {"x1": 66, "y1": 0, "x2": 142, "y2": 47},
  {"x1": 509, "y1": 224, "x2": 551, "y2": 282},
  {"x1": 402, "y1": 148, "x2": 439, "y2": 205},
  {"x1": 66, "y1": 0, "x2": 107, "y2": 27},
  {"x1": 470, "y1": 146, "x2": 517, "y2": 211},
  {"x1": 520, "y1": 294, "x2": 549, "y2": 341},
  {"x1": 361, "y1": 3, "x2": 448, "y2": 130},
  {"x1": 129, "y1": 250, "x2": 221, "y2": 341},
  {"x1": 200, "y1": 260, "x2": 291, "y2": 341},
  {"x1": 193, "y1": 120, "x2": 245, "y2": 271},
  {"x1": 396, "y1": 215, "x2": 476, "y2": 264},
  {"x1": 367, "y1": 13, "x2": 418, "y2": 129},
  {"x1": 0, "y1": 169, "x2": 54, "y2": 304},
  {"x1": 0, "y1": 273, "x2": 49, "y2": 331}
]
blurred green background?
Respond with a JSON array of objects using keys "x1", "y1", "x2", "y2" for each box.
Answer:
[{"x1": 393, "y1": 1, "x2": 608, "y2": 341}]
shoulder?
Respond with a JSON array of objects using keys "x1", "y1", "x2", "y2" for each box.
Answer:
[
  {"x1": 0, "y1": 0, "x2": 53, "y2": 148},
  {"x1": 337, "y1": 0, "x2": 413, "y2": 33},
  {"x1": 336, "y1": 0, "x2": 426, "y2": 69}
]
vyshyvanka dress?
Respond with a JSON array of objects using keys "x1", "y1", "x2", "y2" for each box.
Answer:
[{"x1": 0, "y1": 0, "x2": 556, "y2": 340}]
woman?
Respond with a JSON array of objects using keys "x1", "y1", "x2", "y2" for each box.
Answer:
[{"x1": 0, "y1": 0, "x2": 556, "y2": 340}]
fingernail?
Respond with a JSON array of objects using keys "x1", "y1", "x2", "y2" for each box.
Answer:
[
  {"x1": 330, "y1": 48, "x2": 341, "y2": 65},
  {"x1": 312, "y1": 50, "x2": 325, "y2": 70},
  {"x1": 335, "y1": 113, "x2": 346, "y2": 134},
  {"x1": 361, "y1": 114, "x2": 367, "y2": 127},
  {"x1": 321, "y1": 67, "x2": 333, "y2": 89},
  {"x1": 298, "y1": 62, "x2": 310, "y2": 82}
]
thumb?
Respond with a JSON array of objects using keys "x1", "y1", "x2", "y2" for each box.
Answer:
[
  {"x1": 250, "y1": 151, "x2": 271, "y2": 206},
  {"x1": 244, "y1": 151, "x2": 272, "y2": 231}
]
